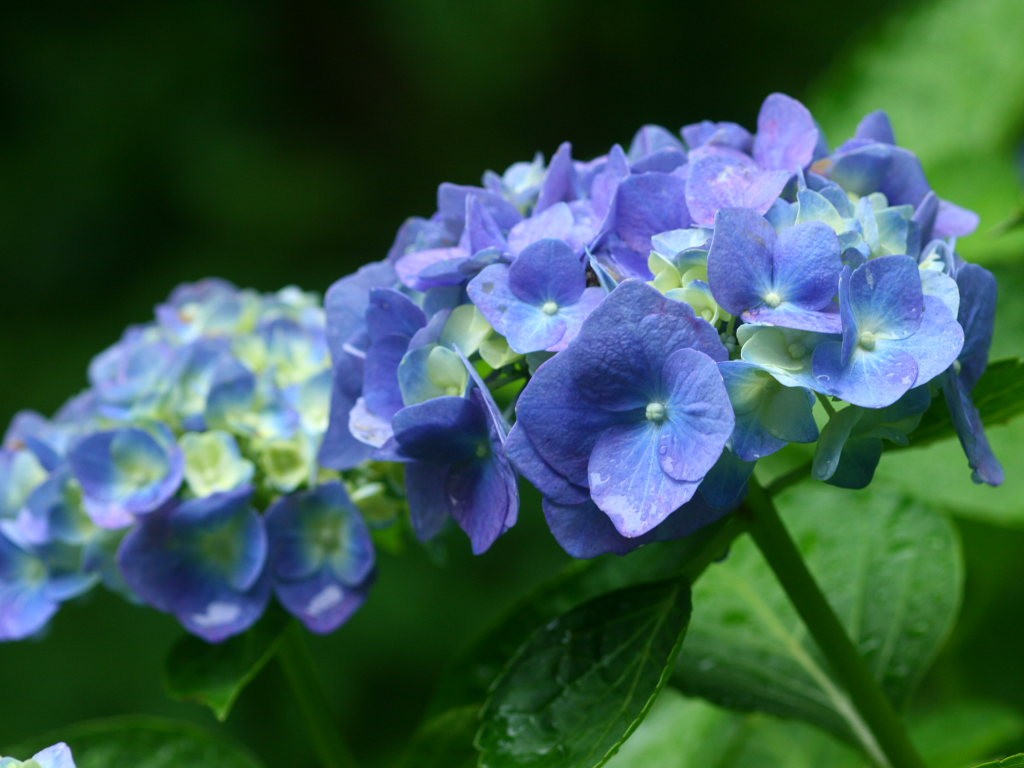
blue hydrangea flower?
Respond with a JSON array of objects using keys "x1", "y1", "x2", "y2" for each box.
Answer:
[
  {"x1": 467, "y1": 238, "x2": 604, "y2": 353},
  {"x1": 67, "y1": 424, "x2": 185, "y2": 529},
  {"x1": 812, "y1": 256, "x2": 964, "y2": 408},
  {"x1": 265, "y1": 481, "x2": 375, "y2": 633},
  {"x1": 0, "y1": 743, "x2": 76, "y2": 768},
  {"x1": 707, "y1": 207, "x2": 843, "y2": 332},
  {"x1": 118, "y1": 486, "x2": 270, "y2": 642},
  {"x1": 513, "y1": 281, "x2": 733, "y2": 537}
]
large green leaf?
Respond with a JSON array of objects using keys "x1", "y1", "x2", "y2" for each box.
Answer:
[
  {"x1": 605, "y1": 690, "x2": 1024, "y2": 768},
  {"x1": 3, "y1": 716, "x2": 262, "y2": 768},
  {"x1": 876, "y1": 423, "x2": 1024, "y2": 529},
  {"x1": 810, "y1": 0, "x2": 1024, "y2": 266},
  {"x1": 431, "y1": 520, "x2": 735, "y2": 715},
  {"x1": 476, "y1": 579, "x2": 692, "y2": 768},
  {"x1": 162, "y1": 607, "x2": 290, "y2": 721},
  {"x1": 675, "y1": 485, "x2": 962, "y2": 752}
]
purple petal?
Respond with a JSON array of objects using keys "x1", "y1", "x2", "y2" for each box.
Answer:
[
  {"x1": 508, "y1": 238, "x2": 586, "y2": 306},
  {"x1": 847, "y1": 255, "x2": 925, "y2": 341},
  {"x1": 855, "y1": 110, "x2": 896, "y2": 144},
  {"x1": 898, "y1": 296, "x2": 964, "y2": 387},
  {"x1": 753, "y1": 93, "x2": 819, "y2": 172},
  {"x1": 686, "y1": 152, "x2": 792, "y2": 227},
  {"x1": 505, "y1": 424, "x2": 589, "y2": 505},
  {"x1": 446, "y1": 451, "x2": 519, "y2": 555},
  {"x1": 603, "y1": 172, "x2": 690, "y2": 255},
  {"x1": 943, "y1": 373, "x2": 1004, "y2": 486},
  {"x1": 507, "y1": 202, "x2": 574, "y2": 255},
  {"x1": 405, "y1": 462, "x2": 451, "y2": 542},
  {"x1": 772, "y1": 220, "x2": 842, "y2": 309},
  {"x1": 536, "y1": 142, "x2": 576, "y2": 212},
  {"x1": 276, "y1": 570, "x2": 370, "y2": 635}
]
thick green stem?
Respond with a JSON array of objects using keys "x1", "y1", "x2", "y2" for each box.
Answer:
[
  {"x1": 278, "y1": 623, "x2": 359, "y2": 768},
  {"x1": 743, "y1": 480, "x2": 926, "y2": 768}
]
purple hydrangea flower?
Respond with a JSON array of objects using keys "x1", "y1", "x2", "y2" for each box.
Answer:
[
  {"x1": 265, "y1": 482, "x2": 375, "y2": 634},
  {"x1": 513, "y1": 281, "x2": 733, "y2": 538},
  {"x1": 467, "y1": 238, "x2": 605, "y2": 353},
  {"x1": 118, "y1": 486, "x2": 270, "y2": 643}
]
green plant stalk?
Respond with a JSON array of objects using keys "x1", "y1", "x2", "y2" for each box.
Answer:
[
  {"x1": 742, "y1": 480, "x2": 926, "y2": 768},
  {"x1": 278, "y1": 622, "x2": 359, "y2": 768}
]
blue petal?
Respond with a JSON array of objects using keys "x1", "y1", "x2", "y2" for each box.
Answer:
[
  {"x1": 686, "y1": 152, "x2": 791, "y2": 227},
  {"x1": 812, "y1": 338, "x2": 919, "y2": 408},
  {"x1": 391, "y1": 396, "x2": 487, "y2": 462},
  {"x1": 504, "y1": 424, "x2": 589, "y2": 506},
  {"x1": 275, "y1": 569, "x2": 370, "y2": 635},
  {"x1": 588, "y1": 420, "x2": 702, "y2": 537},
  {"x1": 943, "y1": 373, "x2": 1004, "y2": 486},
  {"x1": 405, "y1": 462, "x2": 451, "y2": 542},
  {"x1": 446, "y1": 450, "x2": 519, "y2": 555},
  {"x1": 658, "y1": 348, "x2": 734, "y2": 481}
]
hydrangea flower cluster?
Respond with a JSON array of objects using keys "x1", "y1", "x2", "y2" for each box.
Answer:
[
  {"x1": 1, "y1": 281, "x2": 376, "y2": 642},
  {"x1": 321, "y1": 92, "x2": 1002, "y2": 559},
  {"x1": 0, "y1": 743, "x2": 75, "y2": 768}
]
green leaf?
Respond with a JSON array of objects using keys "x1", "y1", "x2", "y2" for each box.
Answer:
[
  {"x1": 162, "y1": 606, "x2": 290, "y2": 721},
  {"x1": 906, "y1": 358, "x2": 1024, "y2": 449},
  {"x1": 430, "y1": 519, "x2": 735, "y2": 715},
  {"x1": 476, "y1": 578, "x2": 693, "y2": 768},
  {"x1": 394, "y1": 706, "x2": 480, "y2": 768},
  {"x1": 605, "y1": 691, "x2": 1024, "y2": 768},
  {"x1": 876, "y1": 423, "x2": 1024, "y2": 529},
  {"x1": 3, "y1": 715, "x2": 263, "y2": 768},
  {"x1": 974, "y1": 756, "x2": 1024, "y2": 768},
  {"x1": 676, "y1": 485, "x2": 962, "y2": 747}
]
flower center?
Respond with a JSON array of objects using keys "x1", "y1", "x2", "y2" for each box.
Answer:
[
  {"x1": 763, "y1": 291, "x2": 783, "y2": 308},
  {"x1": 645, "y1": 402, "x2": 668, "y2": 423},
  {"x1": 858, "y1": 331, "x2": 877, "y2": 351},
  {"x1": 540, "y1": 300, "x2": 559, "y2": 316}
]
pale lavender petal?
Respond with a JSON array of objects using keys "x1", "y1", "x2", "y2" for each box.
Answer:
[{"x1": 753, "y1": 93, "x2": 819, "y2": 172}]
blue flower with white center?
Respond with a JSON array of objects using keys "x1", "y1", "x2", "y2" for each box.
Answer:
[
  {"x1": 0, "y1": 532, "x2": 95, "y2": 641},
  {"x1": 707, "y1": 207, "x2": 843, "y2": 333},
  {"x1": 513, "y1": 280, "x2": 734, "y2": 538},
  {"x1": 67, "y1": 423, "x2": 184, "y2": 529},
  {"x1": 265, "y1": 481, "x2": 375, "y2": 634},
  {"x1": 0, "y1": 743, "x2": 76, "y2": 768},
  {"x1": 382, "y1": 387, "x2": 518, "y2": 555},
  {"x1": 118, "y1": 486, "x2": 270, "y2": 642},
  {"x1": 467, "y1": 238, "x2": 605, "y2": 354},
  {"x1": 719, "y1": 361, "x2": 819, "y2": 461},
  {"x1": 812, "y1": 255, "x2": 964, "y2": 408}
]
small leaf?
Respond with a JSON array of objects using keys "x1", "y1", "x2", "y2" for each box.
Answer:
[
  {"x1": 163, "y1": 606, "x2": 290, "y2": 721},
  {"x1": 430, "y1": 519, "x2": 734, "y2": 715},
  {"x1": 676, "y1": 485, "x2": 962, "y2": 749},
  {"x1": 908, "y1": 358, "x2": 1024, "y2": 449},
  {"x1": 2, "y1": 715, "x2": 263, "y2": 768},
  {"x1": 476, "y1": 579, "x2": 692, "y2": 768}
]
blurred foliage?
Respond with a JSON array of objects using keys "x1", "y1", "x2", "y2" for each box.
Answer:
[{"x1": 2, "y1": 0, "x2": 1024, "y2": 767}]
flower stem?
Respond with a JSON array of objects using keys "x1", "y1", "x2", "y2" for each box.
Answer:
[
  {"x1": 742, "y1": 480, "x2": 926, "y2": 768},
  {"x1": 278, "y1": 622, "x2": 359, "y2": 768}
]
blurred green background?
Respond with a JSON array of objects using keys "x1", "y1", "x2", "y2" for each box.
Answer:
[{"x1": 2, "y1": 1, "x2": 1024, "y2": 766}]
